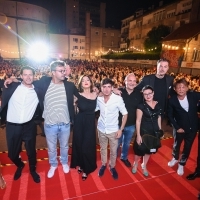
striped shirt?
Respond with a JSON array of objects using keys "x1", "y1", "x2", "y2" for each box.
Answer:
[{"x1": 43, "y1": 82, "x2": 70, "y2": 125}]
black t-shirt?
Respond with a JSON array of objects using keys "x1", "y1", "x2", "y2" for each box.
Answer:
[
  {"x1": 153, "y1": 76, "x2": 166, "y2": 114},
  {"x1": 119, "y1": 88, "x2": 143, "y2": 126}
]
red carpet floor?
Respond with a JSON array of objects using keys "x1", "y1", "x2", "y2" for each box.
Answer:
[{"x1": 0, "y1": 137, "x2": 199, "y2": 200}]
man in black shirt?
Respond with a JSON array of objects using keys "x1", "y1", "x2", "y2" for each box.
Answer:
[
  {"x1": 135, "y1": 58, "x2": 174, "y2": 117},
  {"x1": 118, "y1": 73, "x2": 143, "y2": 167}
]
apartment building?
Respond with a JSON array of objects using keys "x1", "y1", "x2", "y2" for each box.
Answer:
[
  {"x1": 65, "y1": 0, "x2": 106, "y2": 34},
  {"x1": 121, "y1": 0, "x2": 192, "y2": 51}
]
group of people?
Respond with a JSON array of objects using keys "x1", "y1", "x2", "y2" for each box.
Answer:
[{"x1": 0, "y1": 58, "x2": 200, "y2": 198}]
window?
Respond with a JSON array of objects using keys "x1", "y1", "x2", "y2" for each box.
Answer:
[
  {"x1": 80, "y1": 46, "x2": 85, "y2": 49},
  {"x1": 103, "y1": 32, "x2": 107, "y2": 36},
  {"x1": 73, "y1": 38, "x2": 78, "y2": 42},
  {"x1": 95, "y1": 31, "x2": 99, "y2": 35},
  {"x1": 196, "y1": 50, "x2": 200, "y2": 61},
  {"x1": 192, "y1": 50, "x2": 197, "y2": 61},
  {"x1": 80, "y1": 38, "x2": 85, "y2": 43},
  {"x1": 73, "y1": 46, "x2": 78, "y2": 49},
  {"x1": 153, "y1": 10, "x2": 165, "y2": 22}
]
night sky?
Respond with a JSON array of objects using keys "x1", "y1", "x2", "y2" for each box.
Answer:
[{"x1": 12, "y1": 0, "x2": 177, "y2": 31}]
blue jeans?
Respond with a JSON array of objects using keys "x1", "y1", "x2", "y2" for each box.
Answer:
[
  {"x1": 44, "y1": 123, "x2": 70, "y2": 167},
  {"x1": 118, "y1": 125, "x2": 135, "y2": 160}
]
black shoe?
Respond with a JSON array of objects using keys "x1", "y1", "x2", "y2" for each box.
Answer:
[
  {"x1": 110, "y1": 167, "x2": 118, "y2": 180},
  {"x1": 98, "y1": 165, "x2": 106, "y2": 177},
  {"x1": 186, "y1": 172, "x2": 200, "y2": 180},
  {"x1": 198, "y1": 193, "x2": 200, "y2": 199},
  {"x1": 14, "y1": 163, "x2": 25, "y2": 180},
  {"x1": 30, "y1": 171, "x2": 40, "y2": 183},
  {"x1": 120, "y1": 159, "x2": 131, "y2": 167}
]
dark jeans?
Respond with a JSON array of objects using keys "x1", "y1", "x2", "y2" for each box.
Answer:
[
  {"x1": 172, "y1": 131, "x2": 197, "y2": 166},
  {"x1": 6, "y1": 120, "x2": 37, "y2": 172}
]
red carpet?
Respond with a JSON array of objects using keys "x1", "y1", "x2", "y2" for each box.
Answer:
[{"x1": 0, "y1": 137, "x2": 199, "y2": 200}]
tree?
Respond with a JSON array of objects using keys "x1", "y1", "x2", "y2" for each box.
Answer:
[{"x1": 144, "y1": 25, "x2": 170, "y2": 52}]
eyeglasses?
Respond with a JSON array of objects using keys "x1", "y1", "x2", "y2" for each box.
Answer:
[
  {"x1": 143, "y1": 92, "x2": 153, "y2": 97},
  {"x1": 54, "y1": 70, "x2": 66, "y2": 74}
]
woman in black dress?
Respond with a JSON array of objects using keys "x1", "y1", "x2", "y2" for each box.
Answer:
[
  {"x1": 132, "y1": 85, "x2": 162, "y2": 177},
  {"x1": 70, "y1": 75, "x2": 97, "y2": 180}
]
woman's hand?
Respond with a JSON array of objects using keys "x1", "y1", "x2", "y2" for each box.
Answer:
[{"x1": 136, "y1": 135, "x2": 142, "y2": 145}]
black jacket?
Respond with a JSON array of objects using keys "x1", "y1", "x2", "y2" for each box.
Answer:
[
  {"x1": 167, "y1": 92, "x2": 200, "y2": 133},
  {"x1": 135, "y1": 74, "x2": 174, "y2": 113},
  {"x1": 0, "y1": 77, "x2": 78, "y2": 124},
  {"x1": 33, "y1": 76, "x2": 78, "y2": 124}
]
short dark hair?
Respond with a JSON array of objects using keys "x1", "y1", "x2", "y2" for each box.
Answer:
[
  {"x1": 78, "y1": 75, "x2": 93, "y2": 93},
  {"x1": 174, "y1": 78, "x2": 189, "y2": 88},
  {"x1": 20, "y1": 66, "x2": 35, "y2": 75},
  {"x1": 50, "y1": 60, "x2": 66, "y2": 71},
  {"x1": 142, "y1": 85, "x2": 154, "y2": 93},
  {"x1": 101, "y1": 78, "x2": 114, "y2": 86},
  {"x1": 157, "y1": 58, "x2": 170, "y2": 65}
]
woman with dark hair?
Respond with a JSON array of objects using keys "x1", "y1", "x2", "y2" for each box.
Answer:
[
  {"x1": 70, "y1": 75, "x2": 98, "y2": 180},
  {"x1": 132, "y1": 85, "x2": 162, "y2": 177}
]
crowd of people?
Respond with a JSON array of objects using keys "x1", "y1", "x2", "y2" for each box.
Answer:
[
  {"x1": 1, "y1": 59, "x2": 200, "y2": 91},
  {"x1": 0, "y1": 58, "x2": 200, "y2": 198}
]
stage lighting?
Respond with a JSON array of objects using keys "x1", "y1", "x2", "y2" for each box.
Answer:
[{"x1": 27, "y1": 42, "x2": 49, "y2": 62}]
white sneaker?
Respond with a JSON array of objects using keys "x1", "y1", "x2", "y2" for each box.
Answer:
[
  {"x1": 168, "y1": 158, "x2": 178, "y2": 167},
  {"x1": 141, "y1": 163, "x2": 144, "y2": 169},
  {"x1": 177, "y1": 164, "x2": 184, "y2": 176},
  {"x1": 47, "y1": 166, "x2": 57, "y2": 178},
  {"x1": 62, "y1": 164, "x2": 69, "y2": 173}
]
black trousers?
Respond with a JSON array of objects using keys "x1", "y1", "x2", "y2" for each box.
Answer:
[
  {"x1": 172, "y1": 131, "x2": 197, "y2": 166},
  {"x1": 196, "y1": 133, "x2": 200, "y2": 173},
  {"x1": 6, "y1": 120, "x2": 37, "y2": 172}
]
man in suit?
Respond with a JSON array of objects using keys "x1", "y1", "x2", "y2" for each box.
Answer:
[
  {"x1": 135, "y1": 58, "x2": 174, "y2": 117},
  {"x1": 186, "y1": 102, "x2": 200, "y2": 180},
  {"x1": 167, "y1": 78, "x2": 200, "y2": 176},
  {"x1": 0, "y1": 66, "x2": 40, "y2": 183}
]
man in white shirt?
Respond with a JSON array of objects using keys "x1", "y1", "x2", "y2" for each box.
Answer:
[
  {"x1": 0, "y1": 67, "x2": 40, "y2": 183},
  {"x1": 96, "y1": 78, "x2": 128, "y2": 180}
]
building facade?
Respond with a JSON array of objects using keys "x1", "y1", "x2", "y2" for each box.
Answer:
[
  {"x1": 121, "y1": 0, "x2": 192, "y2": 51},
  {"x1": 65, "y1": 0, "x2": 106, "y2": 34},
  {"x1": 0, "y1": 0, "x2": 119, "y2": 60},
  {"x1": 0, "y1": 0, "x2": 49, "y2": 59}
]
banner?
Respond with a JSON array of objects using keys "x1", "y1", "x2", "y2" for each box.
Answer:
[{"x1": 161, "y1": 49, "x2": 184, "y2": 68}]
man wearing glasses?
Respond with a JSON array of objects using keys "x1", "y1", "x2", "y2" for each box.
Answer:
[{"x1": 39, "y1": 60, "x2": 78, "y2": 178}]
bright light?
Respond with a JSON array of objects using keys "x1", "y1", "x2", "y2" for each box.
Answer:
[{"x1": 27, "y1": 42, "x2": 49, "y2": 62}]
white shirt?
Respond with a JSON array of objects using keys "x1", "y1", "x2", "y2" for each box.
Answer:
[
  {"x1": 178, "y1": 95, "x2": 189, "y2": 112},
  {"x1": 7, "y1": 83, "x2": 39, "y2": 123},
  {"x1": 96, "y1": 93, "x2": 128, "y2": 134}
]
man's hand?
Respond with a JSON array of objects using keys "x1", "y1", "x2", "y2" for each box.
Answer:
[
  {"x1": 113, "y1": 88, "x2": 122, "y2": 96},
  {"x1": 115, "y1": 130, "x2": 122, "y2": 138},
  {"x1": 4, "y1": 78, "x2": 13, "y2": 88},
  {"x1": 177, "y1": 128, "x2": 185, "y2": 133}
]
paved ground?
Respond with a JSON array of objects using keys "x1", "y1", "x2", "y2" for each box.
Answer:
[{"x1": 0, "y1": 121, "x2": 173, "y2": 152}]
